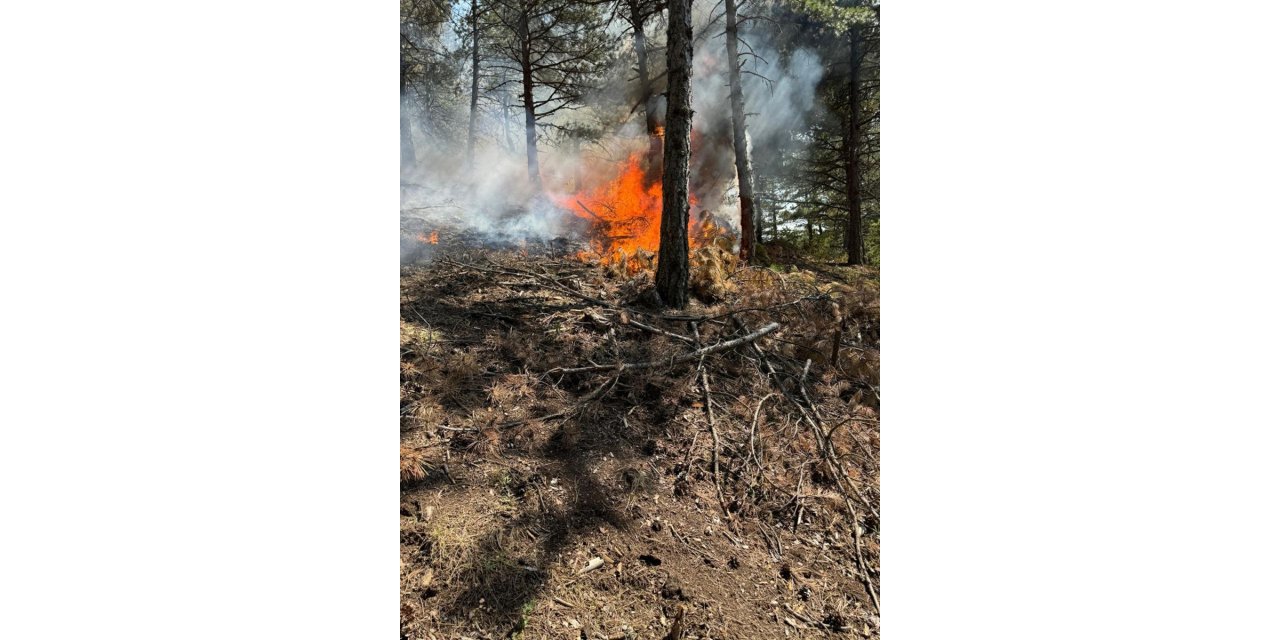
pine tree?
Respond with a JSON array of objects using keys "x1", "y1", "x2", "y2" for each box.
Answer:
[
  {"x1": 656, "y1": 0, "x2": 693, "y2": 308},
  {"x1": 486, "y1": 0, "x2": 613, "y2": 191}
]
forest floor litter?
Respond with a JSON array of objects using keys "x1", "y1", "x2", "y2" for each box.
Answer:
[{"x1": 400, "y1": 231, "x2": 879, "y2": 639}]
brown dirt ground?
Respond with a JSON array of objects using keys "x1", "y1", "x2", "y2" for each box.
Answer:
[{"x1": 400, "y1": 240, "x2": 879, "y2": 640}]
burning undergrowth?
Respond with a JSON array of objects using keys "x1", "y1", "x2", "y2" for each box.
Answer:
[
  {"x1": 553, "y1": 143, "x2": 737, "y2": 268},
  {"x1": 400, "y1": 248, "x2": 880, "y2": 639},
  {"x1": 401, "y1": 131, "x2": 740, "y2": 271}
]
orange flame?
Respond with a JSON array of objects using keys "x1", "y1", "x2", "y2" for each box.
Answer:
[
  {"x1": 557, "y1": 150, "x2": 708, "y2": 263},
  {"x1": 417, "y1": 230, "x2": 439, "y2": 244}
]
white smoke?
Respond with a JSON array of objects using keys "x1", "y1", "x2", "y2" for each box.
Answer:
[
  {"x1": 688, "y1": 0, "x2": 826, "y2": 225},
  {"x1": 401, "y1": 0, "x2": 826, "y2": 256}
]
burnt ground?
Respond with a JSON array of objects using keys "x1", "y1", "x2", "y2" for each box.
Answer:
[{"x1": 400, "y1": 241, "x2": 879, "y2": 640}]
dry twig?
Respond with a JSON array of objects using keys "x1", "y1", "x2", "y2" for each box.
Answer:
[{"x1": 547, "y1": 322, "x2": 780, "y2": 375}]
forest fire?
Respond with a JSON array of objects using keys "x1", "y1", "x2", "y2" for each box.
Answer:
[
  {"x1": 556, "y1": 149, "x2": 727, "y2": 265},
  {"x1": 398, "y1": 0, "x2": 883, "y2": 635}
]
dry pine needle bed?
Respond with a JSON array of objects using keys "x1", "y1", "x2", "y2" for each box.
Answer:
[{"x1": 400, "y1": 246, "x2": 879, "y2": 639}]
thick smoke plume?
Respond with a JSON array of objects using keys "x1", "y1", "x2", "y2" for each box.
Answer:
[{"x1": 400, "y1": 0, "x2": 825, "y2": 259}]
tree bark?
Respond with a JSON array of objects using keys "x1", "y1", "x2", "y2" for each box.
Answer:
[
  {"x1": 466, "y1": 0, "x2": 480, "y2": 168},
  {"x1": 843, "y1": 26, "x2": 864, "y2": 266},
  {"x1": 518, "y1": 9, "x2": 543, "y2": 192},
  {"x1": 629, "y1": 0, "x2": 663, "y2": 182},
  {"x1": 724, "y1": 0, "x2": 756, "y2": 262},
  {"x1": 656, "y1": 0, "x2": 693, "y2": 308}
]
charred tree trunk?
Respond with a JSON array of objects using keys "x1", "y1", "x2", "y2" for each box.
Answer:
[
  {"x1": 466, "y1": 0, "x2": 480, "y2": 168},
  {"x1": 629, "y1": 0, "x2": 662, "y2": 182},
  {"x1": 518, "y1": 9, "x2": 543, "y2": 192},
  {"x1": 655, "y1": 0, "x2": 693, "y2": 308},
  {"x1": 724, "y1": 0, "x2": 757, "y2": 262},
  {"x1": 843, "y1": 26, "x2": 864, "y2": 266}
]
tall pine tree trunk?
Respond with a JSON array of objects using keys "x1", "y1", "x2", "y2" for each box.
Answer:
[
  {"x1": 629, "y1": 0, "x2": 662, "y2": 182},
  {"x1": 843, "y1": 26, "x2": 864, "y2": 266},
  {"x1": 655, "y1": 0, "x2": 693, "y2": 308},
  {"x1": 466, "y1": 0, "x2": 480, "y2": 168},
  {"x1": 518, "y1": 10, "x2": 542, "y2": 192},
  {"x1": 725, "y1": 0, "x2": 756, "y2": 262}
]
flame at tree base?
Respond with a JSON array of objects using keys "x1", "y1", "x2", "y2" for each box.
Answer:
[{"x1": 554, "y1": 150, "x2": 734, "y2": 273}]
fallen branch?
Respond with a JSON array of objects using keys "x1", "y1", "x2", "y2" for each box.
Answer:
[
  {"x1": 624, "y1": 316, "x2": 697, "y2": 345},
  {"x1": 693, "y1": 324, "x2": 730, "y2": 518},
  {"x1": 498, "y1": 410, "x2": 569, "y2": 430},
  {"x1": 782, "y1": 603, "x2": 822, "y2": 628},
  {"x1": 852, "y1": 508, "x2": 880, "y2": 613},
  {"x1": 748, "y1": 393, "x2": 775, "y2": 473},
  {"x1": 735, "y1": 319, "x2": 880, "y2": 613},
  {"x1": 547, "y1": 322, "x2": 781, "y2": 375},
  {"x1": 575, "y1": 199, "x2": 605, "y2": 222}
]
